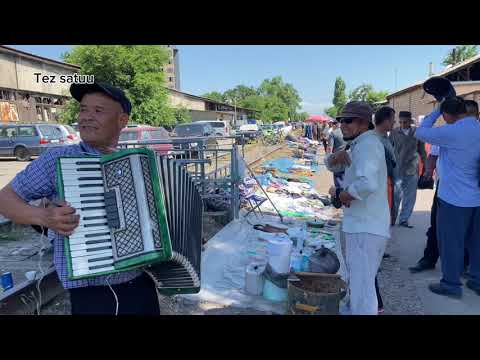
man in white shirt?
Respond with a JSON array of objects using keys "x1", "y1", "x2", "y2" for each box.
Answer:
[{"x1": 325, "y1": 101, "x2": 390, "y2": 315}]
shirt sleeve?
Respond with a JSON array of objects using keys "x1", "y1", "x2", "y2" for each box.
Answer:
[
  {"x1": 324, "y1": 152, "x2": 348, "y2": 174},
  {"x1": 414, "y1": 108, "x2": 459, "y2": 148},
  {"x1": 10, "y1": 148, "x2": 59, "y2": 202},
  {"x1": 346, "y1": 140, "x2": 383, "y2": 201}
]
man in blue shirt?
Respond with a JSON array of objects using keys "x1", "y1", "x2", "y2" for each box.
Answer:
[
  {"x1": 0, "y1": 82, "x2": 161, "y2": 315},
  {"x1": 410, "y1": 100, "x2": 478, "y2": 274},
  {"x1": 415, "y1": 97, "x2": 480, "y2": 298}
]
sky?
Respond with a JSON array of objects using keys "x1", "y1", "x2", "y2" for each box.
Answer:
[{"x1": 8, "y1": 45, "x2": 454, "y2": 114}]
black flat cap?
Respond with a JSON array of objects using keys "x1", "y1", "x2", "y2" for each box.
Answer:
[
  {"x1": 423, "y1": 76, "x2": 456, "y2": 101},
  {"x1": 399, "y1": 111, "x2": 412, "y2": 119},
  {"x1": 70, "y1": 82, "x2": 132, "y2": 115}
]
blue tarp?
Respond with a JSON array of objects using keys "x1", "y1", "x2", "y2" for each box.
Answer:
[{"x1": 263, "y1": 157, "x2": 319, "y2": 173}]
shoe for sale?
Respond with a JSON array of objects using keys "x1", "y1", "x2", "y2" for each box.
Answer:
[{"x1": 428, "y1": 283, "x2": 462, "y2": 299}]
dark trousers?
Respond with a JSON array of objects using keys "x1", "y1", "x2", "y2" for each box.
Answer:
[
  {"x1": 333, "y1": 172, "x2": 344, "y2": 189},
  {"x1": 422, "y1": 182, "x2": 440, "y2": 264},
  {"x1": 420, "y1": 182, "x2": 469, "y2": 267},
  {"x1": 375, "y1": 276, "x2": 383, "y2": 309},
  {"x1": 322, "y1": 139, "x2": 328, "y2": 153},
  {"x1": 69, "y1": 273, "x2": 160, "y2": 315},
  {"x1": 437, "y1": 198, "x2": 480, "y2": 294}
]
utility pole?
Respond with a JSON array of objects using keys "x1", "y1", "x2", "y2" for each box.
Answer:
[
  {"x1": 394, "y1": 68, "x2": 398, "y2": 91},
  {"x1": 234, "y1": 98, "x2": 237, "y2": 126}
]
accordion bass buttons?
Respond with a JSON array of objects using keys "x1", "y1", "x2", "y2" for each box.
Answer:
[{"x1": 104, "y1": 188, "x2": 122, "y2": 229}]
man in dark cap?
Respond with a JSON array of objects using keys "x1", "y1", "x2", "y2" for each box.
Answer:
[
  {"x1": 0, "y1": 82, "x2": 161, "y2": 315},
  {"x1": 390, "y1": 111, "x2": 427, "y2": 228},
  {"x1": 325, "y1": 101, "x2": 390, "y2": 315}
]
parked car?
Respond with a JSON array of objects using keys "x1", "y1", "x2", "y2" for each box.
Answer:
[
  {"x1": 231, "y1": 124, "x2": 260, "y2": 144},
  {"x1": 57, "y1": 124, "x2": 81, "y2": 144},
  {"x1": 194, "y1": 120, "x2": 230, "y2": 136},
  {"x1": 172, "y1": 123, "x2": 218, "y2": 150},
  {"x1": 0, "y1": 123, "x2": 65, "y2": 161},
  {"x1": 71, "y1": 122, "x2": 80, "y2": 135},
  {"x1": 118, "y1": 126, "x2": 173, "y2": 155}
]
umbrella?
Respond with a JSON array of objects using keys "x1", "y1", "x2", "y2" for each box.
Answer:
[{"x1": 306, "y1": 114, "x2": 331, "y2": 123}]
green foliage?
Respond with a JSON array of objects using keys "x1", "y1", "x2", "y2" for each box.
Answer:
[
  {"x1": 442, "y1": 45, "x2": 478, "y2": 66},
  {"x1": 325, "y1": 106, "x2": 339, "y2": 118},
  {"x1": 258, "y1": 76, "x2": 301, "y2": 120},
  {"x1": 292, "y1": 111, "x2": 309, "y2": 121},
  {"x1": 199, "y1": 76, "x2": 302, "y2": 123},
  {"x1": 349, "y1": 84, "x2": 388, "y2": 105},
  {"x1": 173, "y1": 106, "x2": 192, "y2": 124},
  {"x1": 59, "y1": 45, "x2": 175, "y2": 126},
  {"x1": 202, "y1": 91, "x2": 225, "y2": 103},
  {"x1": 239, "y1": 95, "x2": 265, "y2": 111},
  {"x1": 259, "y1": 96, "x2": 290, "y2": 123},
  {"x1": 332, "y1": 77, "x2": 347, "y2": 111},
  {"x1": 58, "y1": 99, "x2": 80, "y2": 125},
  {"x1": 325, "y1": 77, "x2": 388, "y2": 116},
  {"x1": 223, "y1": 85, "x2": 258, "y2": 104}
]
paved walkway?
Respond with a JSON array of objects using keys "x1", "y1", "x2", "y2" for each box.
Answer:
[{"x1": 392, "y1": 188, "x2": 480, "y2": 315}]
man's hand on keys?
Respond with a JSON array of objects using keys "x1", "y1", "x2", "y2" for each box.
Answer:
[{"x1": 41, "y1": 200, "x2": 80, "y2": 236}]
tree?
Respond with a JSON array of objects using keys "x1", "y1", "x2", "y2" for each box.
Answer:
[
  {"x1": 325, "y1": 106, "x2": 338, "y2": 118},
  {"x1": 292, "y1": 111, "x2": 309, "y2": 121},
  {"x1": 240, "y1": 95, "x2": 265, "y2": 111},
  {"x1": 173, "y1": 106, "x2": 192, "y2": 124},
  {"x1": 332, "y1": 77, "x2": 347, "y2": 111},
  {"x1": 324, "y1": 76, "x2": 347, "y2": 119},
  {"x1": 349, "y1": 84, "x2": 388, "y2": 105},
  {"x1": 442, "y1": 45, "x2": 478, "y2": 66},
  {"x1": 258, "y1": 77, "x2": 301, "y2": 120},
  {"x1": 259, "y1": 96, "x2": 290, "y2": 123},
  {"x1": 58, "y1": 45, "x2": 175, "y2": 126},
  {"x1": 223, "y1": 85, "x2": 258, "y2": 105},
  {"x1": 202, "y1": 91, "x2": 225, "y2": 103}
]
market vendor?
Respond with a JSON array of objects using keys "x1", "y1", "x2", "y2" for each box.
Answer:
[{"x1": 324, "y1": 101, "x2": 390, "y2": 315}]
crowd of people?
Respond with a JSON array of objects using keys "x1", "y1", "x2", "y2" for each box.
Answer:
[{"x1": 325, "y1": 97, "x2": 480, "y2": 314}]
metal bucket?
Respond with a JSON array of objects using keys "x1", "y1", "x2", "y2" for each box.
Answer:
[{"x1": 287, "y1": 273, "x2": 347, "y2": 315}]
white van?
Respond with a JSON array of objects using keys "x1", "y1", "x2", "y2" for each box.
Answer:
[{"x1": 195, "y1": 120, "x2": 229, "y2": 136}]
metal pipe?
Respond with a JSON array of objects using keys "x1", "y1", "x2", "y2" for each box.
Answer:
[{"x1": 241, "y1": 157, "x2": 284, "y2": 222}]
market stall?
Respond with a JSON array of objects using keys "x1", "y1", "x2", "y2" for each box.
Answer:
[{"x1": 180, "y1": 136, "x2": 348, "y2": 314}]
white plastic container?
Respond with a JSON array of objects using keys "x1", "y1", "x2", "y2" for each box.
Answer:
[
  {"x1": 267, "y1": 237, "x2": 293, "y2": 274},
  {"x1": 245, "y1": 263, "x2": 266, "y2": 296}
]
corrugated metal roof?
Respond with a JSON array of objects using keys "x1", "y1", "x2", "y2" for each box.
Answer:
[
  {"x1": 167, "y1": 87, "x2": 259, "y2": 113},
  {"x1": 0, "y1": 45, "x2": 80, "y2": 70},
  {"x1": 426, "y1": 88, "x2": 480, "y2": 103},
  {"x1": 387, "y1": 54, "x2": 480, "y2": 99}
]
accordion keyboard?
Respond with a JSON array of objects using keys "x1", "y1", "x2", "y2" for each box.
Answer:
[{"x1": 59, "y1": 157, "x2": 115, "y2": 277}]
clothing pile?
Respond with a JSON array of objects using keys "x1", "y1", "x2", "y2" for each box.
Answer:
[{"x1": 242, "y1": 166, "x2": 333, "y2": 219}]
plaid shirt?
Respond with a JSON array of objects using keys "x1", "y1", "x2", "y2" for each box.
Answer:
[{"x1": 11, "y1": 141, "x2": 141, "y2": 289}]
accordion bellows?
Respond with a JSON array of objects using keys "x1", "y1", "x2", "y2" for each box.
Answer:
[{"x1": 56, "y1": 148, "x2": 202, "y2": 294}]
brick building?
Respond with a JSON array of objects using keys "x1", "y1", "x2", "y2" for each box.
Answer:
[
  {"x1": 387, "y1": 54, "x2": 480, "y2": 125},
  {"x1": 167, "y1": 88, "x2": 258, "y2": 125}
]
